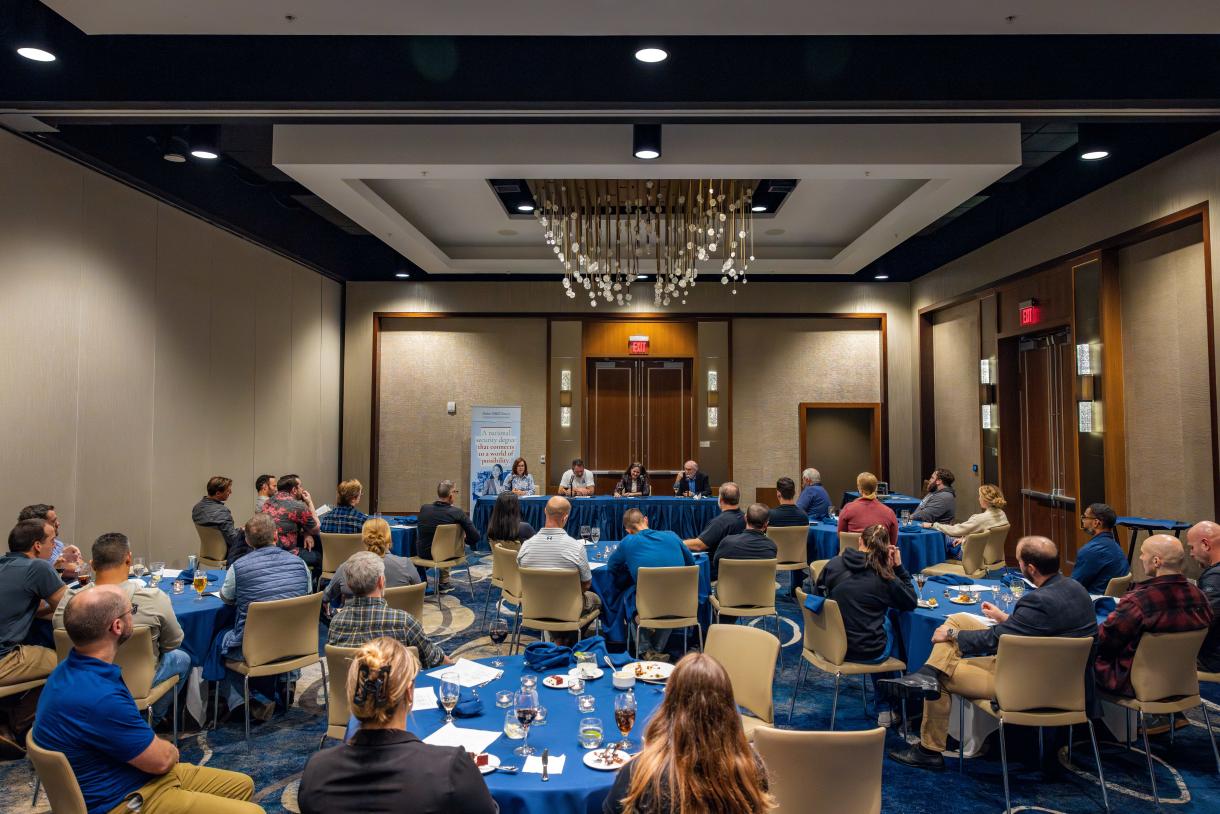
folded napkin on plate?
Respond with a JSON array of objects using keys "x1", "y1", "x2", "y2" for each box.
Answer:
[
  {"x1": 523, "y1": 641, "x2": 573, "y2": 671},
  {"x1": 927, "y1": 574, "x2": 974, "y2": 586},
  {"x1": 1093, "y1": 596, "x2": 1118, "y2": 615},
  {"x1": 453, "y1": 686, "x2": 484, "y2": 718},
  {"x1": 803, "y1": 593, "x2": 826, "y2": 614}
]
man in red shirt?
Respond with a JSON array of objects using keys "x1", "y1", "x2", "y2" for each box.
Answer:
[{"x1": 838, "y1": 472, "x2": 898, "y2": 547}]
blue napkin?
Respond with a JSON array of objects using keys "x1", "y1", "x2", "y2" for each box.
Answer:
[
  {"x1": 179, "y1": 568, "x2": 194, "y2": 581},
  {"x1": 523, "y1": 641, "x2": 573, "y2": 671},
  {"x1": 453, "y1": 686, "x2": 484, "y2": 718},
  {"x1": 1093, "y1": 596, "x2": 1118, "y2": 615},
  {"x1": 803, "y1": 593, "x2": 826, "y2": 614},
  {"x1": 572, "y1": 635, "x2": 632, "y2": 668},
  {"x1": 927, "y1": 574, "x2": 974, "y2": 586}
]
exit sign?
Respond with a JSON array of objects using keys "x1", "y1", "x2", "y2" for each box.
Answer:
[
  {"x1": 1018, "y1": 298, "x2": 1041, "y2": 326},
  {"x1": 628, "y1": 335, "x2": 650, "y2": 355}
]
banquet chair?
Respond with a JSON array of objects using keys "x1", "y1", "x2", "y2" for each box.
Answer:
[
  {"x1": 709, "y1": 559, "x2": 781, "y2": 667},
  {"x1": 3, "y1": 678, "x2": 48, "y2": 804},
  {"x1": 194, "y1": 524, "x2": 228, "y2": 570},
  {"x1": 920, "y1": 528, "x2": 990, "y2": 579},
  {"x1": 321, "y1": 643, "x2": 420, "y2": 749},
  {"x1": 515, "y1": 567, "x2": 600, "y2": 652},
  {"x1": 492, "y1": 545, "x2": 525, "y2": 648},
  {"x1": 320, "y1": 533, "x2": 365, "y2": 583},
  {"x1": 754, "y1": 725, "x2": 885, "y2": 814},
  {"x1": 482, "y1": 538, "x2": 522, "y2": 629},
  {"x1": 634, "y1": 565, "x2": 702, "y2": 657},
  {"x1": 220, "y1": 591, "x2": 327, "y2": 743},
  {"x1": 768, "y1": 526, "x2": 811, "y2": 592},
  {"x1": 1100, "y1": 628, "x2": 1218, "y2": 803},
  {"x1": 982, "y1": 525, "x2": 1011, "y2": 573},
  {"x1": 385, "y1": 582, "x2": 427, "y2": 622},
  {"x1": 790, "y1": 590, "x2": 905, "y2": 729},
  {"x1": 705, "y1": 623, "x2": 778, "y2": 741},
  {"x1": 1104, "y1": 572, "x2": 1133, "y2": 597},
  {"x1": 411, "y1": 524, "x2": 474, "y2": 606},
  {"x1": 808, "y1": 532, "x2": 860, "y2": 586},
  {"x1": 970, "y1": 635, "x2": 1108, "y2": 814},
  {"x1": 26, "y1": 731, "x2": 87, "y2": 814}
]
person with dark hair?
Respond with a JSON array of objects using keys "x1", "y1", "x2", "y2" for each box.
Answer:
[
  {"x1": 1073, "y1": 502, "x2": 1128, "y2": 594},
  {"x1": 910, "y1": 467, "x2": 957, "y2": 524},
  {"x1": 17, "y1": 503, "x2": 77, "y2": 569},
  {"x1": 768, "y1": 477, "x2": 808, "y2": 527},
  {"x1": 714, "y1": 503, "x2": 778, "y2": 580},
  {"x1": 192, "y1": 476, "x2": 249, "y2": 564},
  {"x1": 259, "y1": 473, "x2": 323, "y2": 583},
  {"x1": 615, "y1": 462, "x2": 651, "y2": 497},
  {"x1": 320, "y1": 479, "x2": 370, "y2": 534},
  {"x1": 559, "y1": 458, "x2": 595, "y2": 496},
  {"x1": 255, "y1": 474, "x2": 276, "y2": 509},
  {"x1": 35, "y1": 585, "x2": 263, "y2": 814},
  {"x1": 608, "y1": 508, "x2": 695, "y2": 660},
  {"x1": 887, "y1": 536, "x2": 1098, "y2": 771},
  {"x1": 683, "y1": 483, "x2": 745, "y2": 563},
  {"x1": 486, "y1": 492, "x2": 535, "y2": 545},
  {"x1": 505, "y1": 457, "x2": 535, "y2": 496},
  {"x1": 416, "y1": 480, "x2": 480, "y2": 592}
]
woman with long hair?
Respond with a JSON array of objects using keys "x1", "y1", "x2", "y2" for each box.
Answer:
[
  {"x1": 922, "y1": 483, "x2": 1008, "y2": 558},
  {"x1": 615, "y1": 462, "x2": 651, "y2": 497},
  {"x1": 604, "y1": 653, "x2": 774, "y2": 814},
  {"x1": 505, "y1": 456, "x2": 535, "y2": 495},
  {"x1": 323, "y1": 517, "x2": 420, "y2": 606},
  {"x1": 486, "y1": 491, "x2": 536, "y2": 546},
  {"x1": 299, "y1": 637, "x2": 496, "y2": 813}
]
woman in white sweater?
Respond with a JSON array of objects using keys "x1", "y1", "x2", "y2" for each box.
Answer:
[{"x1": 922, "y1": 484, "x2": 1008, "y2": 558}]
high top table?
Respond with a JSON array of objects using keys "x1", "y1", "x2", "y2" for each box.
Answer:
[
  {"x1": 1116, "y1": 515, "x2": 1192, "y2": 561},
  {"x1": 473, "y1": 495, "x2": 720, "y2": 549}
]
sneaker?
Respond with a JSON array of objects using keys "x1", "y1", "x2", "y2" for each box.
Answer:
[
  {"x1": 438, "y1": 582, "x2": 455, "y2": 594},
  {"x1": 889, "y1": 744, "x2": 946, "y2": 771},
  {"x1": 878, "y1": 673, "x2": 941, "y2": 701},
  {"x1": 943, "y1": 739, "x2": 990, "y2": 759},
  {"x1": 877, "y1": 709, "x2": 896, "y2": 728}
]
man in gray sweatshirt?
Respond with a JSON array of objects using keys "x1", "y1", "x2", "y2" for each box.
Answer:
[{"x1": 909, "y1": 468, "x2": 956, "y2": 525}]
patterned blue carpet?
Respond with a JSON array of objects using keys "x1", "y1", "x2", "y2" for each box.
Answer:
[{"x1": 5, "y1": 554, "x2": 1220, "y2": 813}]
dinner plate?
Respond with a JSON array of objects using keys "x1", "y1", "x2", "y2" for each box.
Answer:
[
  {"x1": 583, "y1": 749, "x2": 633, "y2": 771},
  {"x1": 569, "y1": 667, "x2": 605, "y2": 681},
  {"x1": 624, "y1": 661, "x2": 675, "y2": 682},
  {"x1": 949, "y1": 595, "x2": 980, "y2": 605},
  {"x1": 475, "y1": 753, "x2": 501, "y2": 775},
  {"x1": 542, "y1": 673, "x2": 572, "y2": 689}
]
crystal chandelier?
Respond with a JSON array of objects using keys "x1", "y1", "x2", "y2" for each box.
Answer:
[{"x1": 529, "y1": 179, "x2": 757, "y2": 308}]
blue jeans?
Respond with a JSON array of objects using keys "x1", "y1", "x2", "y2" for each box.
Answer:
[{"x1": 151, "y1": 649, "x2": 192, "y2": 724}]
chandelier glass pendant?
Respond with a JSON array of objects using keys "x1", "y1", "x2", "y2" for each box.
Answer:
[{"x1": 528, "y1": 179, "x2": 757, "y2": 308}]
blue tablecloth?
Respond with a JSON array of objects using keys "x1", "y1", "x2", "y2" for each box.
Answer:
[
  {"x1": 807, "y1": 521, "x2": 947, "y2": 573},
  {"x1": 840, "y1": 491, "x2": 922, "y2": 514},
  {"x1": 161, "y1": 570, "x2": 233, "y2": 667},
  {"x1": 386, "y1": 521, "x2": 418, "y2": 558},
  {"x1": 586, "y1": 541, "x2": 712, "y2": 646},
  {"x1": 413, "y1": 655, "x2": 664, "y2": 814},
  {"x1": 1116, "y1": 515, "x2": 1191, "y2": 533},
  {"x1": 473, "y1": 496, "x2": 720, "y2": 548}
]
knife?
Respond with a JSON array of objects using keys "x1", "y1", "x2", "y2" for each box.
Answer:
[{"x1": 541, "y1": 748, "x2": 550, "y2": 782}]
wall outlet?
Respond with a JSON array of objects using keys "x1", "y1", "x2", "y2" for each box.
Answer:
[
  {"x1": 540, "y1": 454, "x2": 546, "y2": 465},
  {"x1": 446, "y1": 401, "x2": 456, "y2": 415}
]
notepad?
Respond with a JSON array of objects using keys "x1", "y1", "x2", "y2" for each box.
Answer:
[
  {"x1": 411, "y1": 686, "x2": 439, "y2": 711},
  {"x1": 426, "y1": 658, "x2": 503, "y2": 688},
  {"x1": 422, "y1": 723, "x2": 501, "y2": 754},
  {"x1": 524, "y1": 754, "x2": 566, "y2": 775}
]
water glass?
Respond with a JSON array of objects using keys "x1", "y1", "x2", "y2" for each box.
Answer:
[
  {"x1": 151, "y1": 561, "x2": 165, "y2": 587},
  {"x1": 495, "y1": 690, "x2": 515, "y2": 708},
  {"x1": 577, "y1": 693, "x2": 596, "y2": 713},
  {"x1": 172, "y1": 579, "x2": 184, "y2": 594},
  {"x1": 900, "y1": 510, "x2": 912, "y2": 527},
  {"x1": 132, "y1": 556, "x2": 147, "y2": 578},
  {"x1": 503, "y1": 709, "x2": 525, "y2": 739},
  {"x1": 575, "y1": 652, "x2": 596, "y2": 678},
  {"x1": 579, "y1": 525, "x2": 592, "y2": 542},
  {"x1": 591, "y1": 527, "x2": 601, "y2": 544},
  {"x1": 579, "y1": 717, "x2": 604, "y2": 749}
]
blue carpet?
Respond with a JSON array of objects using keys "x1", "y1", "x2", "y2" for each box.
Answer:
[{"x1": 5, "y1": 555, "x2": 1220, "y2": 813}]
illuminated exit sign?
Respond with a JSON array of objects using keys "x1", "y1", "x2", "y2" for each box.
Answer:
[
  {"x1": 1018, "y1": 298, "x2": 1041, "y2": 326},
  {"x1": 628, "y1": 335, "x2": 650, "y2": 355}
]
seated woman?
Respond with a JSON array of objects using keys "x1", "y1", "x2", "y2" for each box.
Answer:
[
  {"x1": 505, "y1": 456, "x2": 536, "y2": 496},
  {"x1": 604, "y1": 652, "x2": 773, "y2": 814},
  {"x1": 299, "y1": 637, "x2": 497, "y2": 814},
  {"x1": 324, "y1": 517, "x2": 420, "y2": 606},
  {"x1": 922, "y1": 483, "x2": 1008, "y2": 559},
  {"x1": 615, "y1": 462, "x2": 651, "y2": 497},
  {"x1": 486, "y1": 491, "x2": 536, "y2": 548}
]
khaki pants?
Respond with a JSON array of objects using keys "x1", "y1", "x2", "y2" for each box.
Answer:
[
  {"x1": 0, "y1": 645, "x2": 56, "y2": 687},
  {"x1": 920, "y1": 613, "x2": 997, "y2": 752},
  {"x1": 110, "y1": 763, "x2": 263, "y2": 814}
]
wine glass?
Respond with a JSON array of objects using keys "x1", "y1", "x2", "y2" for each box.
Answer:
[
  {"x1": 614, "y1": 689, "x2": 637, "y2": 753},
  {"x1": 914, "y1": 573, "x2": 928, "y2": 601},
  {"x1": 132, "y1": 556, "x2": 147, "y2": 578},
  {"x1": 514, "y1": 688, "x2": 540, "y2": 756},
  {"x1": 489, "y1": 620, "x2": 509, "y2": 667},
  {"x1": 192, "y1": 571, "x2": 208, "y2": 602},
  {"x1": 75, "y1": 562, "x2": 92, "y2": 587},
  {"x1": 439, "y1": 671, "x2": 461, "y2": 725},
  {"x1": 1008, "y1": 575, "x2": 1026, "y2": 601},
  {"x1": 591, "y1": 527, "x2": 602, "y2": 545},
  {"x1": 579, "y1": 525, "x2": 592, "y2": 543}
]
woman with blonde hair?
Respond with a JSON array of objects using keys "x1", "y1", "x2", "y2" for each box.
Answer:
[
  {"x1": 299, "y1": 637, "x2": 496, "y2": 813},
  {"x1": 323, "y1": 517, "x2": 420, "y2": 606},
  {"x1": 922, "y1": 483, "x2": 1008, "y2": 558},
  {"x1": 603, "y1": 653, "x2": 774, "y2": 814}
]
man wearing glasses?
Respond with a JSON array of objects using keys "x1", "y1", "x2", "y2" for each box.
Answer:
[
  {"x1": 416, "y1": 480, "x2": 480, "y2": 593},
  {"x1": 1072, "y1": 503, "x2": 1129, "y2": 594}
]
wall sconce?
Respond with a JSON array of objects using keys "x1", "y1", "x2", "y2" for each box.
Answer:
[
  {"x1": 981, "y1": 404, "x2": 997, "y2": 430},
  {"x1": 560, "y1": 369, "x2": 572, "y2": 391},
  {"x1": 560, "y1": 406, "x2": 572, "y2": 428},
  {"x1": 707, "y1": 370, "x2": 718, "y2": 392},
  {"x1": 1078, "y1": 401, "x2": 1102, "y2": 433},
  {"x1": 560, "y1": 368, "x2": 573, "y2": 427},
  {"x1": 707, "y1": 407, "x2": 719, "y2": 428},
  {"x1": 1075, "y1": 343, "x2": 1097, "y2": 376},
  {"x1": 979, "y1": 359, "x2": 994, "y2": 385}
]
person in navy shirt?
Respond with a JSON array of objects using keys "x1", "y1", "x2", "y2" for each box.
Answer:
[
  {"x1": 34, "y1": 585, "x2": 261, "y2": 814},
  {"x1": 1072, "y1": 503, "x2": 1130, "y2": 594},
  {"x1": 608, "y1": 508, "x2": 696, "y2": 659},
  {"x1": 796, "y1": 468, "x2": 832, "y2": 522}
]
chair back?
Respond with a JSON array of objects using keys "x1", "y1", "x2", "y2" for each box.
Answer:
[
  {"x1": 716, "y1": 559, "x2": 778, "y2": 610},
  {"x1": 431, "y1": 524, "x2": 465, "y2": 562},
  {"x1": 321, "y1": 533, "x2": 365, "y2": 578},
  {"x1": 488, "y1": 538, "x2": 521, "y2": 553},
  {"x1": 488, "y1": 539, "x2": 520, "y2": 587},
  {"x1": 195, "y1": 524, "x2": 228, "y2": 568},
  {"x1": 636, "y1": 566, "x2": 699, "y2": 623},
  {"x1": 960, "y1": 529, "x2": 989, "y2": 577},
  {"x1": 384, "y1": 582, "x2": 426, "y2": 620},
  {"x1": 242, "y1": 592, "x2": 325, "y2": 669},
  {"x1": 838, "y1": 532, "x2": 861, "y2": 555},
  {"x1": 26, "y1": 732, "x2": 88, "y2": 814},
  {"x1": 767, "y1": 526, "x2": 809, "y2": 566},
  {"x1": 519, "y1": 567, "x2": 583, "y2": 622},
  {"x1": 324, "y1": 644, "x2": 358, "y2": 734},
  {"x1": 53, "y1": 627, "x2": 71, "y2": 663},
  {"x1": 494, "y1": 545, "x2": 523, "y2": 602},
  {"x1": 1130, "y1": 628, "x2": 1207, "y2": 703},
  {"x1": 1104, "y1": 572, "x2": 1133, "y2": 597},
  {"x1": 754, "y1": 725, "x2": 884, "y2": 814},
  {"x1": 983, "y1": 525, "x2": 1010, "y2": 570},
  {"x1": 797, "y1": 592, "x2": 849, "y2": 666},
  {"x1": 54, "y1": 626, "x2": 158, "y2": 699},
  {"x1": 705, "y1": 624, "x2": 777, "y2": 723},
  {"x1": 993, "y1": 635, "x2": 1091, "y2": 713}
]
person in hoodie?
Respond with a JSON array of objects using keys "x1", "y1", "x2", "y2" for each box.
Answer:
[{"x1": 910, "y1": 468, "x2": 956, "y2": 525}]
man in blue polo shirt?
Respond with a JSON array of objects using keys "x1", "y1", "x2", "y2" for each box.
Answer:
[
  {"x1": 1072, "y1": 503, "x2": 1129, "y2": 594},
  {"x1": 34, "y1": 585, "x2": 262, "y2": 814},
  {"x1": 608, "y1": 508, "x2": 696, "y2": 661}
]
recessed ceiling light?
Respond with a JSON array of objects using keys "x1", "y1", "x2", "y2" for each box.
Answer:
[
  {"x1": 1080, "y1": 150, "x2": 1110, "y2": 161},
  {"x1": 395, "y1": 272, "x2": 410, "y2": 279},
  {"x1": 516, "y1": 203, "x2": 535, "y2": 212},
  {"x1": 190, "y1": 149, "x2": 219, "y2": 160},
  {"x1": 163, "y1": 152, "x2": 187, "y2": 163},
  {"x1": 874, "y1": 274, "x2": 889, "y2": 280},
  {"x1": 634, "y1": 47, "x2": 668, "y2": 63},
  {"x1": 17, "y1": 47, "x2": 56, "y2": 62},
  {"x1": 751, "y1": 205, "x2": 767, "y2": 212}
]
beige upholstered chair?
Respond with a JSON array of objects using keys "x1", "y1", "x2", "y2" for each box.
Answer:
[
  {"x1": 411, "y1": 524, "x2": 473, "y2": 605},
  {"x1": 808, "y1": 531, "x2": 860, "y2": 584},
  {"x1": 195, "y1": 524, "x2": 228, "y2": 569},
  {"x1": 3, "y1": 675, "x2": 48, "y2": 804},
  {"x1": 1104, "y1": 572, "x2": 1133, "y2": 597},
  {"x1": 790, "y1": 590, "x2": 905, "y2": 729},
  {"x1": 921, "y1": 529, "x2": 989, "y2": 579},
  {"x1": 384, "y1": 582, "x2": 427, "y2": 622},
  {"x1": 493, "y1": 545, "x2": 525, "y2": 648},
  {"x1": 26, "y1": 731, "x2": 87, "y2": 814},
  {"x1": 320, "y1": 533, "x2": 365, "y2": 582},
  {"x1": 970, "y1": 636, "x2": 1108, "y2": 814},
  {"x1": 768, "y1": 526, "x2": 810, "y2": 591},
  {"x1": 754, "y1": 725, "x2": 885, "y2": 814},
  {"x1": 705, "y1": 623, "x2": 778, "y2": 741},
  {"x1": 481, "y1": 539, "x2": 521, "y2": 627},
  {"x1": 322, "y1": 644, "x2": 358, "y2": 747},
  {"x1": 515, "y1": 567, "x2": 600, "y2": 652},
  {"x1": 634, "y1": 565, "x2": 702, "y2": 655},
  {"x1": 710, "y1": 559, "x2": 779, "y2": 625},
  {"x1": 1101, "y1": 628, "x2": 1218, "y2": 803},
  {"x1": 982, "y1": 525, "x2": 1011, "y2": 572},
  {"x1": 221, "y1": 591, "x2": 327, "y2": 741}
]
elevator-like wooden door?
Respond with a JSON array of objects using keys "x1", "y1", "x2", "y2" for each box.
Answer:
[{"x1": 586, "y1": 358, "x2": 693, "y2": 478}]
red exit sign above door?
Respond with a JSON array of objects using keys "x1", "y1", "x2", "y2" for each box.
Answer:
[
  {"x1": 628, "y1": 335, "x2": 650, "y2": 355},
  {"x1": 1018, "y1": 298, "x2": 1041, "y2": 326}
]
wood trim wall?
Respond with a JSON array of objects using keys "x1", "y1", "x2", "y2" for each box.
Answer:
[
  {"x1": 1097, "y1": 250, "x2": 1129, "y2": 516},
  {"x1": 1205, "y1": 206, "x2": 1220, "y2": 520}
]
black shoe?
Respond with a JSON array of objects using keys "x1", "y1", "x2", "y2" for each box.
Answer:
[
  {"x1": 438, "y1": 582, "x2": 455, "y2": 594},
  {"x1": 878, "y1": 673, "x2": 941, "y2": 701},
  {"x1": 889, "y1": 744, "x2": 946, "y2": 771}
]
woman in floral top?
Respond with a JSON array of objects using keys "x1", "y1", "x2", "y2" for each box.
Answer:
[{"x1": 505, "y1": 457, "x2": 535, "y2": 495}]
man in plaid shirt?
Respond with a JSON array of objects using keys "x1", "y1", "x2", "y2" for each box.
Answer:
[
  {"x1": 327, "y1": 552, "x2": 452, "y2": 670},
  {"x1": 1095, "y1": 534, "x2": 1212, "y2": 695},
  {"x1": 319, "y1": 479, "x2": 369, "y2": 534}
]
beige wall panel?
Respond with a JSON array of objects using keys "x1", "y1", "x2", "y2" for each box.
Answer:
[
  {"x1": 1119, "y1": 225, "x2": 1213, "y2": 522},
  {"x1": 252, "y1": 255, "x2": 296, "y2": 478},
  {"x1": 548, "y1": 321, "x2": 582, "y2": 487},
  {"x1": 731, "y1": 318, "x2": 882, "y2": 497},
  {"x1": 291, "y1": 266, "x2": 324, "y2": 493},
  {"x1": 931, "y1": 301, "x2": 982, "y2": 520},
  {"x1": 320, "y1": 279, "x2": 344, "y2": 496},
  {"x1": 696, "y1": 321, "x2": 731, "y2": 482}
]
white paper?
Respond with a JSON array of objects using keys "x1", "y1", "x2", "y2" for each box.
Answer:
[
  {"x1": 411, "y1": 686, "x2": 439, "y2": 711},
  {"x1": 958, "y1": 612, "x2": 997, "y2": 627},
  {"x1": 524, "y1": 753, "x2": 566, "y2": 775},
  {"x1": 426, "y1": 658, "x2": 503, "y2": 688},
  {"x1": 161, "y1": 568, "x2": 182, "y2": 579},
  {"x1": 421, "y1": 722, "x2": 501, "y2": 754},
  {"x1": 390, "y1": 524, "x2": 413, "y2": 530},
  {"x1": 956, "y1": 584, "x2": 996, "y2": 593},
  {"x1": 588, "y1": 562, "x2": 606, "y2": 570},
  {"x1": 206, "y1": 591, "x2": 223, "y2": 599},
  {"x1": 315, "y1": 504, "x2": 333, "y2": 516}
]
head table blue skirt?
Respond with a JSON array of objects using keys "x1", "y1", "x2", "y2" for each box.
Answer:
[
  {"x1": 807, "y1": 520, "x2": 947, "y2": 574},
  {"x1": 474, "y1": 495, "x2": 720, "y2": 548}
]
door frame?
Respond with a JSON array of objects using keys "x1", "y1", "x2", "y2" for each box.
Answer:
[
  {"x1": 798, "y1": 402, "x2": 883, "y2": 479},
  {"x1": 584, "y1": 356, "x2": 695, "y2": 478}
]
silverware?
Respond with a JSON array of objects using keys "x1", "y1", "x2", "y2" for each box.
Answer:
[
  {"x1": 604, "y1": 655, "x2": 615, "y2": 672},
  {"x1": 541, "y1": 748, "x2": 550, "y2": 782},
  {"x1": 496, "y1": 765, "x2": 520, "y2": 773}
]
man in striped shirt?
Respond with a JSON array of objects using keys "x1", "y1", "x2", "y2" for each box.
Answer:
[{"x1": 517, "y1": 496, "x2": 601, "y2": 644}]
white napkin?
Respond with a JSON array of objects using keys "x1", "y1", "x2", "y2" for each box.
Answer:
[
  {"x1": 524, "y1": 753, "x2": 566, "y2": 775},
  {"x1": 162, "y1": 568, "x2": 182, "y2": 579},
  {"x1": 421, "y1": 723, "x2": 501, "y2": 754},
  {"x1": 588, "y1": 562, "x2": 606, "y2": 570},
  {"x1": 315, "y1": 503, "x2": 333, "y2": 516},
  {"x1": 411, "y1": 686, "x2": 438, "y2": 711},
  {"x1": 426, "y1": 658, "x2": 503, "y2": 688}
]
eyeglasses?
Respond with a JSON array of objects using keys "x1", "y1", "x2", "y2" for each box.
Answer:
[{"x1": 113, "y1": 603, "x2": 139, "y2": 624}]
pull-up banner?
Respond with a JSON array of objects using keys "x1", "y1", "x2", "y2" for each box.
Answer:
[{"x1": 470, "y1": 405, "x2": 521, "y2": 504}]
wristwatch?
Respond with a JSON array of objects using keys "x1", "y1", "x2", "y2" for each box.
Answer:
[{"x1": 946, "y1": 627, "x2": 959, "y2": 642}]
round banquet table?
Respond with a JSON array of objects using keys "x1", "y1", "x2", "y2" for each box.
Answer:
[
  {"x1": 158, "y1": 569, "x2": 233, "y2": 666},
  {"x1": 414, "y1": 655, "x2": 663, "y2": 814},
  {"x1": 586, "y1": 540, "x2": 712, "y2": 645},
  {"x1": 806, "y1": 520, "x2": 947, "y2": 574},
  {"x1": 839, "y1": 491, "x2": 923, "y2": 514},
  {"x1": 473, "y1": 496, "x2": 720, "y2": 548},
  {"x1": 383, "y1": 518, "x2": 418, "y2": 558}
]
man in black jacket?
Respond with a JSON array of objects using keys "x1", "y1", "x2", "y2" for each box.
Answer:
[
  {"x1": 887, "y1": 536, "x2": 1098, "y2": 770},
  {"x1": 714, "y1": 503, "x2": 778, "y2": 578},
  {"x1": 416, "y1": 480, "x2": 480, "y2": 592},
  {"x1": 1187, "y1": 520, "x2": 1220, "y2": 671},
  {"x1": 673, "y1": 460, "x2": 711, "y2": 498}
]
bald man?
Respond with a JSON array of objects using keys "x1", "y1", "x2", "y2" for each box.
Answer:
[
  {"x1": 888, "y1": 536, "x2": 1098, "y2": 771},
  {"x1": 517, "y1": 496, "x2": 601, "y2": 644},
  {"x1": 1188, "y1": 521, "x2": 1220, "y2": 672},
  {"x1": 673, "y1": 460, "x2": 711, "y2": 498}
]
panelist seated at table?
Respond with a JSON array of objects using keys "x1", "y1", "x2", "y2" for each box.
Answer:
[
  {"x1": 923, "y1": 484, "x2": 1008, "y2": 559},
  {"x1": 886, "y1": 536, "x2": 1098, "y2": 771},
  {"x1": 1072, "y1": 503, "x2": 1129, "y2": 595},
  {"x1": 324, "y1": 518, "x2": 421, "y2": 607},
  {"x1": 682, "y1": 483, "x2": 745, "y2": 563},
  {"x1": 713, "y1": 504, "x2": 778, "y2": 581},
  {"x1": 504, "y1": 456, "x2": 536, "y2": 496},
  {"x1": 518, "y1": 496, "x2": 602, "y2": 643},
  {"x1": 607, "y1": 509, "x2": 695, "y2": 659},
  {"x1": 839, "y1": 472, "x2": 898, "y2": 547},
  {"x1": 909, "y1": 467, "x2": 957, "y2": 525},
  {"x1": 615, "y1": 462, "x2": 652, "y2": 497},
  {"x1": 673, "y1": 460, "x2": 712, "y2": 498},
  {"x1": 768, "y1": 477, "x2": 809, "y2": 527},
  {"x1": 559, "y1": 458, "x2": 596, "y2": 497},
  {"x1": 486, "y1": 492, "x2": 536, "y2": 546},
  {"x1": 796, "y1": 468, "x2": 832, "y2": 522},
  {"x1": 298, "y1": 637, "x2": 496, "y2": 814},
  {"x1": 1187, "y1": 520, "x2": 1220, "y2": 672}
]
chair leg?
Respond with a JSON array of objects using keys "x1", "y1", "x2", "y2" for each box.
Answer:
[
  {"x1": 31, "y1": 774, "x2": 40, "y2": 805},
  {"x1": 774, "y1": 613, "x2": 785, "y2": 673},
  {"x1": 1037, "y1": 726, "x2": 1044, "y2": 766},
  {"x1": 958, "y1": 695, "x2": 965, "y2": 774},
  {"x1": 480, "y1": 584, "x2": 493, "y2": 630},
  {"x1": 212, "y1": 680, "x2": 220, "y2": 730},
  {"x1": 1140, "y1": 711, "x2": 1159, "y2": 804},
  {"x1": 859, "y1": 676, "x2": 869, "y2": 719},
  {"x1": 788, "y1": 659, "x2": 806, "y2": 724},
  {"x1": 1202, "y1": 701, "x2": 1220, "y2": 776},
  {"x1": 320, "y1": 658, "x2": 329, "y2": 709},
  {"x1": 465, "y1": 565, "x2": 475, "y2": 603},
  {"x1": 830, "y1": 673, "x2": 841, "y2": 730},
  {"x1": 1087, "y1": 719, "x2": 1111, "y2": 813},
  {"x1": 697, "y1": 624, "x2": 704, "y2": 652},
  {"x1": 172, "y1": 684, "x2": 179, "y2": 747},
  {"x1": 243, "y1": 675, "x2": 251, "y2": 743},
  {"x1": 1067, "y1": 723, "x2": 1073, "y2": 765},
  {"x1": 998, "y1": 718, "x2": 1012, "y2": 814}
]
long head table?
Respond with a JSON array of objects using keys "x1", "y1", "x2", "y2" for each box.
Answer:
[{"x1": 474, "y1": 495, "x2": 721, "y2": 548}]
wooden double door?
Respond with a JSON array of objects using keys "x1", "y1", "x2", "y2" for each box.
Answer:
[{"x1": 586, "y1": 358, "x2": 693, "y2": 484}]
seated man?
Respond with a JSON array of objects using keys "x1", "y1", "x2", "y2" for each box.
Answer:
[
  {"x1": 320, "y1": 479, "x2": 370, "y2": 534},
  {"x1": 910, "y1": 467, "x2": 956, "y2": 525},
  {"x1": 254, "y1": 474, "x2": 276, "y2": 510},
  {"x1": 672, "y1": 460, "x2": 711, "y2": 498},
  {"x1": 18, "y1": 503, "x2": 82, "y2": 577},
  {"x1": 53, "y1": 533, "x2": 190, "y2": 727},
  {"x1": 34, "y1": 585, "x2": 262, "y2": 814},
  {"x1": 518, "y1": 496, "x2": 602, "y2": 644},
  {"x1": 558, "y1": 458, "x2": 596, "y2": 497},
  {"x1": 714, "y1": 503, "x2": 778, "y2": 579},
  {"x1": 796, "y1": 468, "x2": 831, "y2": 522},
  {"x1": 416, "y1": 480, "x2": 480, "y2": 592},
  {"x1": 259, "y1": 473, "x2": 323, "y2": 584},
  {"x1": 1073, "y1": 503, "x2": 1129, "y2": 594},
  {"x1": 1095, "y1": 535, "x2": 1211, "y2": 696},
  {"x1": 682, "y1": 483, "x2": 745, "y2": 567},
  {"x1": 768, "y1": 477, "x2": 809, "y2": 527},
  {"x1": 886, "y1": 536, "x2": 1098, "y2": 771},
  {"x1": 191, "y1": 476, "x2": 250, "y2": 564},
  {"x1": 1188, "y1": 520, "x2": 1220, "y2": 672},
  {"x1": 327, "y1": 552, "x2": 451, "y2": 669},
  {"x1": 607, "y1": 509, "x2": 695, "y2": 660}
]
